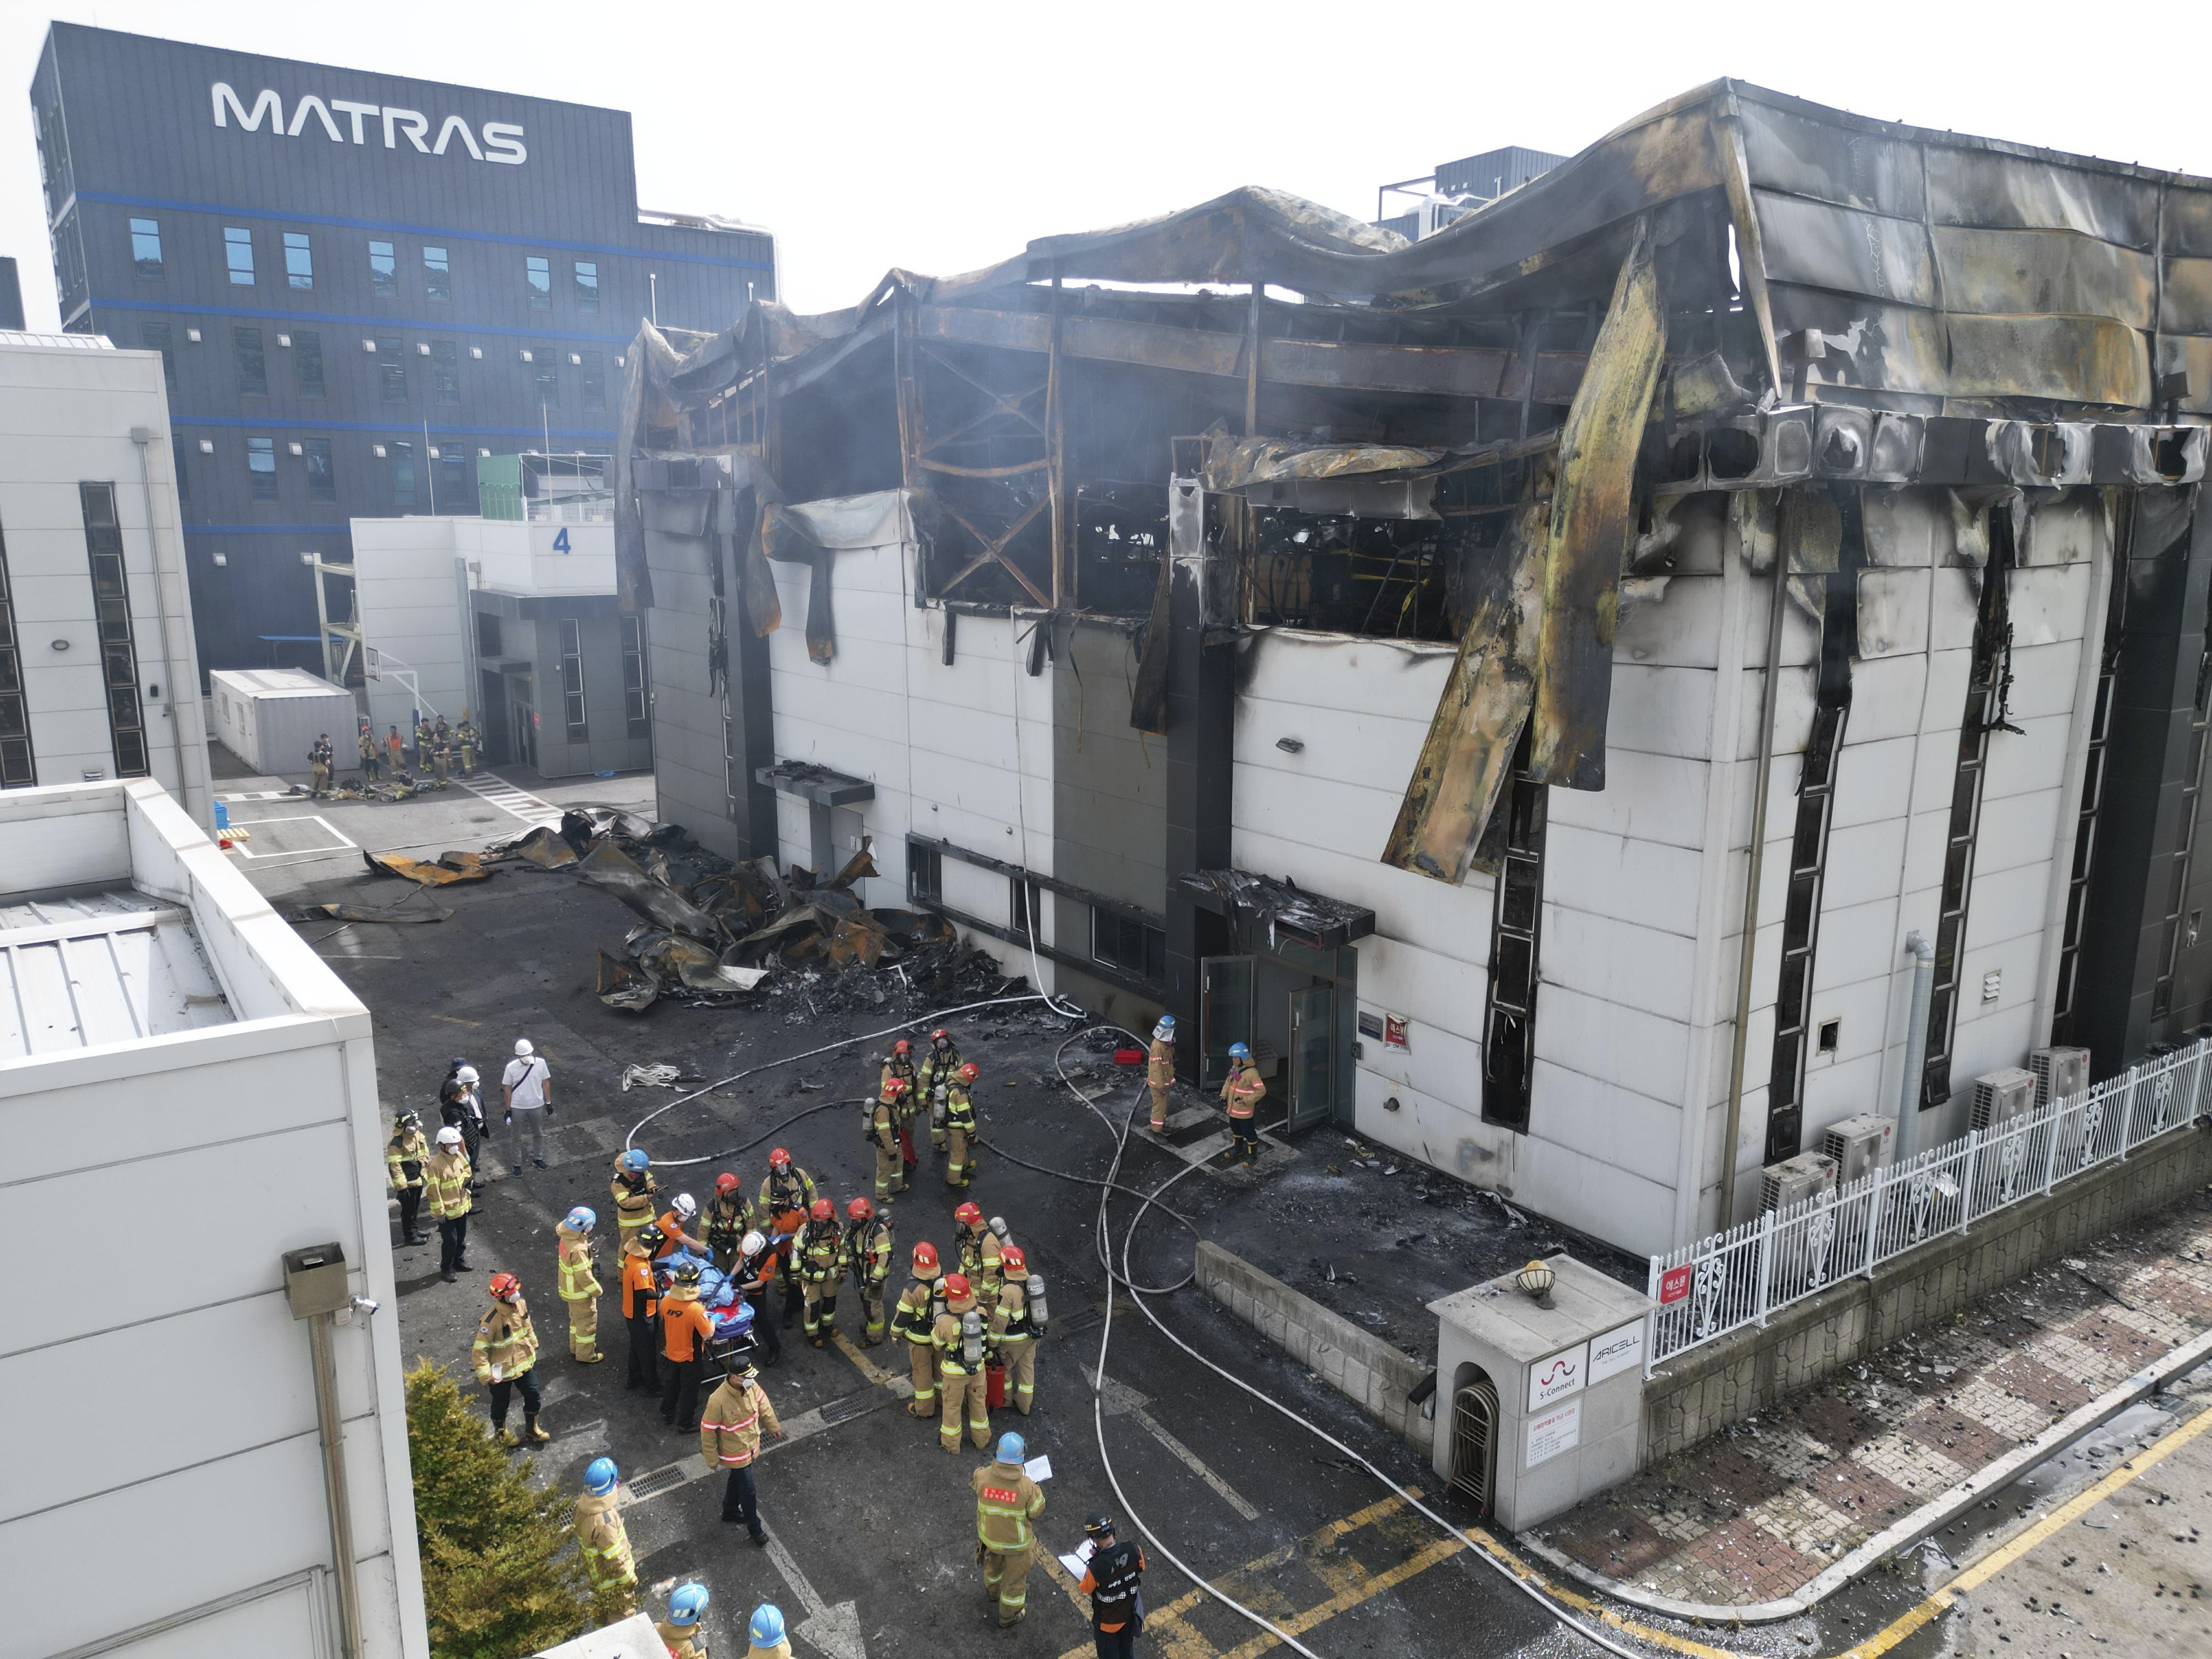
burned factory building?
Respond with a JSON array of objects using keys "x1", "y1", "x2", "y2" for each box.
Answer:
[{"x1": 618, "y1": 81, "x2": 2212, "y2": 1257}]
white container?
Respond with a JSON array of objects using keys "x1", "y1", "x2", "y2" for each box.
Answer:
[{"x1": 209, "y1": 668, "x2": 356, "y2": 776}]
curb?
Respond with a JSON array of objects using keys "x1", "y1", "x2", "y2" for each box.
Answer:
[{"x1": 1522, "y1": 1321, "x2": 2212, "y2": 1626}]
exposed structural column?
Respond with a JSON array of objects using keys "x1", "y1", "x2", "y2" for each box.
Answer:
[
  {"x1": 720, "y1": 482, "x2": 778, "y2": 860},
  {"x1": 1163, "y1": 473, "x2": 1234, "y2": 1085}
]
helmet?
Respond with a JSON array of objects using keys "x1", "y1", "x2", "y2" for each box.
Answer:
[
  {"x1": 583, "y1": 1457, "x2": 619, "y2": 1496},
  {"x1": 769, "y1": 1147, "x2": 792, "y2": 1168},
  {"x1": 668, "y1": 1582, "x2": 709, "y2": 1626},
  {"x1": 1229, "y1": 1041, "x2": 1251, "y2": 1059},
  {"x1": 930, "y1": 1028, "x2": 950, "y2": 1043},
  {"x1": 996, "y1": 1431, "x2": 1026, "y2": 1463},
  {"x1": 563, "y1": 1206, "x2": 596, "y2": 1232},
  {"x1": 673, "y1": 1262, "x2": 703, "y2": 1286},
  {"x1": 740, "y1": 1230, "x2": 766, "y2": 1256},
  {"x1": 943, "y1": 1272, "x2": 972, "y2": 1301},
  {"x1": 955, "y1": 1201, "x2": 984, "y2": 1227},
  {"x1": 489, "y1": 1272, "x2": 520, "y2": 1300},
  {"x1": 639, "y1": 1222, "x2": 666, "y2": 1250},
  {"x1": 620, "y1": 1148, "x2": 651, "y2": 1173},
  {"x1": 847, "y1": 1197, "x2": 873, "y2": 1220},
  {"x1": 809, "y1": 1198, "x2": 833, "y2": 1221},
  {"x1": 450, "y1": 1056, "x2": 468, "y2": 1070},
  {"x1": 455, "y1": 1065, "x2": 478, "y2": 1086},
  {"x1": 957, "y1": 1062, "x2": 979, "y2": 1084},
  {"x1": 394, "y1": 1109, "x2": 419, "y2": 1130},
  {"x1": 436, "y1": 1125, "x2": 462, "y2": 1148},
  {"x1": 715, "y1": 1172, "x2": 740, "y2": 1195},
  {"x1": 749, "y1": 1605, "x2": 787, "y2": 1646},
  {"x1": 881, "y1": 1076, "x2": 909, "y2": 1098},
  {"x1": 1155, "y1": 1014, "x2": 1175, "y2": 1033},
  {"x1": 1001, "y1": 1245, "x2": 1026, "y2": 1274},
  {"x1": 912, "y1": 1242, "x2": 939, "y2": 1273},
  {"x1": 514, "y1": 1038, "x2": 534, "y2": 1057},
  {"x1": 673, "y1": 1193, "x2": 698, "y2": 1220},
  {"x1": 893, "y1": 1039, "x2": 912, "y2": 1056},
  {"x1": 1084, "y1": 1513, "x2": 1116, "y2": 1538}
]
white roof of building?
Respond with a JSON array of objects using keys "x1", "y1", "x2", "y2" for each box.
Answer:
[
  {"x1": 208, "y1": 668, "x2": 348, "y2": 698},
  {"x1": 0, "y1": 329, "x2": 115, "y2": 351},
  {"x1": 0, "y1": 888, "x2": 232, "y2": 1058}
]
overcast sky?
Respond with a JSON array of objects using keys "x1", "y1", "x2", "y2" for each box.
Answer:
[{"x1": 5, "y1": 2, "x2": 2205, "y2": 331}]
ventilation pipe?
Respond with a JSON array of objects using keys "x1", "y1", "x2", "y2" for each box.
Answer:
[{"x1": 1894, "y1": 931, "x2": 1937, "y2": 1164}]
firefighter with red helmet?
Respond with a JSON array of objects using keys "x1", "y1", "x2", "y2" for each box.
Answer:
[
  {"x1": 932, "y1": 1271, "x2": 992, "y2": 1453},
  {"x1": 882, "y1": 1037, "x2": 921, "y2": 1177},
  {"x1": 953, "y1": 1200, "x2": 1006, "y2": 1304},
  {"x1": 871, "y1": 1077, "x2": 910, "y2": 1203},
  {"x1": 705, "y1": 1171, "x2": 755, "y2": 1272},
  {"x1": 844, "y1": 1197, "x2": 896, "y2": 1345},
  {"x1": 946, "y1": 1061, "x2": 981, "y2": 1187},
  {"x1": 893, "y1": 1242, "x2": 945, "y2": 1418},
  {"x1": 795, "y1": 1198, "x2": 848, "y2": 1348},
  {"x1": 989, "y1": 1244, "x2": 1042, "y2": 1415},
  {"x1": 472, "y1": 1272, "x2": 549, "y2": 1447},
  {"x1": 919, "y1": 1028, "x2": 962, "y2": 1154}
]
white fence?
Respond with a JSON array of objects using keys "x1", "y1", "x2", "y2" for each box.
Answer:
[{"x1": 1646, "y1": 1040, "x2": 2212, "y2": 1374}]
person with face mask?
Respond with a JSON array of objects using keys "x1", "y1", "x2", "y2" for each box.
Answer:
[
  {"x1": 425, "y1": 1125, "x2": 473, "y2": 1282},
  {"x1": 385, "y1": 1110, "x2": 429, "y2": 1245}
]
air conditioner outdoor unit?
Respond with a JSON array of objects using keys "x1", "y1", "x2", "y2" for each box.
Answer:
[
  {"x1": 1821, "y1": 1113, "x2": 1895, "y2": 1183},
  {"x1": 1971, "y1": 1066, "x2": 2038, "y2": 1131},
  {"x1": 2028, "y1": 1046, "x2": 2090, "y2": 1109},
  {"x1": 1759, "y1": 1150, "x2": 1839, "y2": 1214}
]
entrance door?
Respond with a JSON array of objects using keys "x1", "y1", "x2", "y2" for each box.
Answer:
[
  {"x1": 1449, "y1": 1376, "x2": 1499, "y2": 1514},
  {"x1": 510, "y1": 697, "x2": 537, "y2": 770},
  {"x1": 1287, "y1": 984, "x2": 1335, "y2": 1131},
  {"x1": 1199, "y1": 956, "x2": 1254, "y2": 1089}
]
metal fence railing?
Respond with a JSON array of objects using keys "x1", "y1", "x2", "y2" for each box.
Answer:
[{"x1": 1645, "y1": 1039, "x2": 2212, "y2": 1375}]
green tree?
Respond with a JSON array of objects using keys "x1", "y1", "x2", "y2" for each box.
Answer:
[{"x1": 405, "y1": 1358, "x2": 631, "y2": 1658}]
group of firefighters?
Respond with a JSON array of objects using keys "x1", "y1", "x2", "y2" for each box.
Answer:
[
  {"x1": 307, "y1": 712, "x2": 481, "y2": 795},
  {"x1": 387, "y1": 1016, "x2": 1251, "y2": 1651}
]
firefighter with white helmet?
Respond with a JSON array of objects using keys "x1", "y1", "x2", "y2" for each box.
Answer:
[{"x1": 425, "y1": 1124, "x2": 473, "y2": 1282}]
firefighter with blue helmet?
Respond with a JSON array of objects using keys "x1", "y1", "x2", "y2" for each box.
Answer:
[
  {"x1": 747, "y1": 1602, "x2": 792, "y2": 1658},
  {"x1": 1221, "y1": 1041, "x2": 1265, "y2": 1164},
  {"x1": 972, "y1": 1430, "x2": 1046, "y2": 1627},
  {"x1": 611, "y1": 1146, "x2": 658, "y2": 1257},
  {"x1": 556, "y1": 1206, "x2": 603, "y2": 1364},
  {"x1": 658, "y1": 1582, "x2": 710, "y2": 1658},
  {"x1": 572, "y1": 1457, "x2": 635, "y2": 1607}
]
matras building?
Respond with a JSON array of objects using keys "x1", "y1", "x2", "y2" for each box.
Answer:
[{"x1": 620, "y1": 82, "x2": 2212, "y2": 1257}]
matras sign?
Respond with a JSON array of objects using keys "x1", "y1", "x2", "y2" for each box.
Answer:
[{"x1": 212, "y1": 83, "x2": 526, "y2": 165}]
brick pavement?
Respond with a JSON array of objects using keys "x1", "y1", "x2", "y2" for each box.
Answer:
[{"x1": 1528, "y1": 1201, "x2": 2212, "y2": 1607}]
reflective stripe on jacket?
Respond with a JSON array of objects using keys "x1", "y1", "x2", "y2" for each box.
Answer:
[
  {"x1": 1222, "y1": 1063, "x2": 1265, "y2": 1119},
  {"x1": 472, "y1": 1296, "x2": 538, "y2": 1381},
  {"x1": 699, "y1": 1375, "x2": 781, "y2": 1467},
  {"x1": 573, "y1": 1490, "x2": 636, "y2": 1587},
  {"x1": 945, "y1": 1086, "x2": 977, "y2": 1132},
  {"x1": 610, "y1": 1160, "x2": 658, "y2": 1223},
  {"x1": 556, "y1": 1229, "x2": 600, "y2": 1301},
  {"x1": 1147, "y1": 1040, "x2": 1174, "y2": 1087},
  {"x1": 424, "y1": 1148, "x2": 472, "y2": 1218},
  {"x1": 759, "y1": 1167, "x2": 817, "y2": 1218},
  {"x1": 386, "y1": 1130, "x2": 428, "y2": 1190},
  {"x1": 972, "y1": 1459, "x2": 1046, "y2": 1549},
  {"x1": 795, "y1": 1220, "x2": 845, "y2": 1284}
]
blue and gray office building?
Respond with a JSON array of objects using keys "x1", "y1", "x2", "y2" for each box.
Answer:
[{"x1": 31, "y1": 22, "x2": 774, "y2": 676}]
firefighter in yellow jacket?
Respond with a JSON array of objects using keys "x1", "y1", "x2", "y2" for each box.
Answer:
[
  {"x1": 700, "y1": 1358, "x2": 783, "y2": 1544},
  {"x1": 385, "y1": 1109, "x2": 430, "y2": 1245},
  {"x1": 870, "y1": 1077, "x2": 909, "y2": 1202},
  {"x1": 893, "y1": 1242, "x2": 944, "y2": 1418},
  {"x1": 1221, "y1": 1040, "x2": 1266, "y2": 1164},
  {"x1": 556, "y1": 1206, "x2": 603, "y2": 1363},
  {"x1": 953, "y1": 1201, "x2": 1005, "y2": 1305},
  {"x1": 919, "y1": 1028, "x2": 962, "y2": 1153},
  {"x1": 793, "y1": 1199, "x2": 846, "y2": 1348},
  {"x1": 1147, "y1": 1014, "x2": 1176, "y2": 1132},
  {"x1": 657, "y1": 1583, "x2": 710, "y2": 1659},
  {"x1": 472, "y1": 1272, "x2": 549, "y2": 1447},
  {"x1": 844, "y1": 1197, "x2": 894, "y2": 1346},
  {"x1": 973, "y1": 1430, "x2": 1046, "y2": 1627},
  {"x1": 573, "y1": 1458, "x2": 636, "y2": 1608},
  {"x1": 933, "y1": 1271, "x2": 991, "y2": 1453},
  {"x1": 988, "y1": 1244, "x2": 1042, "y2": 1415},
  {"x1": 945, "y1": 1062, "x2": 980, "y2": 1187},
  {"x1": 425, "y1": 1125, "x2": 473, "y2": 1283},
  {"x1": 610, "y1": 1147, "x2": 658, "y2": 1257}
]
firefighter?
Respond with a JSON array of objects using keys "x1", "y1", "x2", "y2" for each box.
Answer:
[
  {"x1": 870, "y1": 1077, "x2": 909, "y2": 1203},
  {"x1": 556, "y1": 1205, "x2": 604, "y2": 1364},
  {"x1": 308, "y1": 733, "x2": 334, "y2": 797},
  {"x1": 358, "y1": 721, "x2": 382, "y2": 783},
  {"x1": 794, "y1": 1198, "x2": 846, "y2": 1348},
  {"x1": 425, "y1": 1124, "x2": 473, "y2": 1283},
  {"x1": 989, "y1": 1244, "x2": 1040, "y2": 1416},
  {"x1": 455, "y1": 711, "x2": 479, "y2": 775},
  {"x1": 654, "y1": 1192, "x2": 709, "y2": 1261},
  {"x1": 659, "y1": 1260, "x2": 715, "y2": 1433},
  {"x1": 845, "y1": 1197, "x2": 894, "y2": 1346},
  {"x1": 733, "y1": 1228, "x2": 783, "y2": 1367},
  {"x1": 759, "y1": 1149, "x2": 817, "y2": 1327},
  {"x1": 1079, "y1": 1514, "x2": 1147, "y2": 1658},
  {"x1": 933, "y1": 1271, "x2": 990, "y2": 1453},
  {"x1": 706, "y1": 1171, "x2": 755, "y2": 1271},
  {"x1": 573, "y1": 1458, "x2": 637, "y2": 1610},
  {"x1": 620, "y1": 1222, "x2": 662, "y2": 1392},
  {"x1": 611, "y1": 1148, "x2": 659, "y2": 1258},
  {"x1": 657, "y1": 1583, "x2": 710, "y2": 1659},
  {"x1": 439, "y1": 1059, "x2": 487, "y2": 1182},
  {"x1": 945, "y1": 1061, "x2": 980, "y2": 1188},
  {"x1": 954, "y1": 1201, "x2": 1005, "y2": 1306},
  {"x1": 473, "y1": 1272, "x2": 549, "y2": 1447},
  {"x1": 972, "y1": 1430, "x2": 1046, "y2": 1628},
  {"x1": 1147, "y1": 1015, "x2": 1176, "y2": 1132},
  {"x1": 747, "y1": 1604, "x2": 793, "y2": 1659},
  {"x1": 700, "y1": 1357, "x2": 783, "y2": 1544},
  {"x1": 433, "y1": 713, "x2": 452, "y2": 752},
  {"x1": 1220, "y1": 1041, "x2": 1265, "y2": 1164},
  {"x1": 883, "y1": 1038, "x2": 921, "y2": 1175},
  {"x1": 894, "y1": 1242, "x2": 945, "y2": 1419},
  {"x1": 919, "y1": 1028, "x2": 962, "y2": 1153},
  {"x1": 385, "y1": 1110, "x2": 428, "y2": 1245}
]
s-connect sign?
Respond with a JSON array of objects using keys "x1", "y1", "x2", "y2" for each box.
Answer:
[{"x1": 211, "y1": 83, "x2": 526, "y2": 165}]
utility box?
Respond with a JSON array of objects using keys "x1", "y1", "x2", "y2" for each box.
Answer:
[
  {"x1": 1760, "y1": 1150, "x2": 1838, "y2": 1211},
  {"x1": 2029, "y1": 1045, "x2": 2091, "y2": 1108},
  {"x1": 209, "y1": 668, "x2": 354, "y2": 777},
  {"x1": 1427, "y1": 1255, "x2": 1654, "y2": 1532},
  {"x1": 1971, "y1": 1066, "x2": 2038, "y2": 1131},
  {"x1": 281, "y1": 1242, "x2": 349, "y2": 1318},
  {"x1": 1821, "y1": 1113, "x2": 1895, "y2": 1182}
]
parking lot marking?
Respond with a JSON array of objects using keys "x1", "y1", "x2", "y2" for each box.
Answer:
[{"x1": 231, "y1": 812, "x2": 357, "y2": 863}]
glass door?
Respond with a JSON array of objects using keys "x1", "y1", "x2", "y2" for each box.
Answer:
[
  {"x1": 1199, "y1": 956, "x2": 1254, "y2": 1089},
  {"x1": 1288, "y1": 984, "x2": 1335, "y2": 1131}
]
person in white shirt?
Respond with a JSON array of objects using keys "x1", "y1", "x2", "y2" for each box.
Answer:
[{"x1": 504, "y1": 1038, "x2": 555, "y2": 1170}]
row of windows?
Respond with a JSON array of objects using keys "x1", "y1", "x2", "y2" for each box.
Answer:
[
  {"x1": 210, "y1": 431, "x2": 472, "y2": 509},
  {"x1": 128, "y1": 217, "x2": 600, "y2": 312},
  {"x1": 480, "y1": 612, "x2": 649, "y2": 742},
  {"x1": 138, "y1": 320, "x2": 611, "y2": 411}
]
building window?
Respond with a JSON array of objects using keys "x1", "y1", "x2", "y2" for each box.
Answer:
[
  {"x1": 233, "y1": 326, "x2": 267, "y2": 396},
  {"x1": 301, "y1": 438, "x2": 335, "y2": 504},
  {"x1": 390, "y1": 441, "x2": 416, "y2": 507},
  {"x1": 574, "y1": 261, "x2": 599, "y2": 312},
  {"x1": 369, "y1": 239, "x2": 397, "y2": 296},
  {"x1": 620, "y1": 614, "x2": 648, "y2": 736},
  {"x1": 129, "y1": 217, "x2": 162, "y2": 279},
  {"x1": 909, "y1": 844, "x2": 943, "y2": 905},
  {"x1": 0, "y1": 521, "x2": 36, "y2": 786},
  {"x1": 1480, "y1": 737, "x2": 1546, "y2": 1132},
  {"x1": 295, "y1": 329, "x2": 325, "y2": 398},
  {"x1": 247, "y1": 436, "x2": 277, "y2": 501},
  {"x1": 526, "y1": 256, "x2": 552, "y2": 309},
  {"x1": 558, "y1": 618, "x2": 588, "y2": 741},
  {"x1": 1093, "y1": 910, "x2": 1166, "y2": 981},
  {"x1": 477, "y1": 611, "x2": 503, "y2": 658},
  {"x1": 422, "y1": 245, "x2": 450, "y2": 302},
  {"x1": 223, "y1": 225, "x2": 255, "y2": 285},
  {"x1": 533, "y1": 349, "x2": 558, "y2": 407},
  {"x1": 172, "y1": 435, "x2": 190, "y2": 503},
  {"x1": 431, "y1": 340, "x2": 460, "y2": 405},
  {"x1": 377, "y1": 336, "x2": 407, "y2": 402},
  {"x1": 283, "y1": 230, "x2": 313, "y2": 291},
  {"x1": 581, "y1": 349, "x2": 606, "y2": 412},
  {"x1": 438, "y1": 448, "x2": 466, "y2": 509},
  {"x1": 140, "y1": 322, "x2": 176, "y2": 395},
  {"x1": 81, "y1": 484, "x2": 149, "y2": 780}
]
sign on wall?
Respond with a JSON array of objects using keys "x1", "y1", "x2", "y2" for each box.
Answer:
[
  {"x1": 1658, "y1": 1265, "x2": 1693, "y2": 1305},
  {"x1": 1587, "y1": 1319, "x2": 1646, "y2": 1385},
  {"x1": 1527, "y1": 1342, "x2": 1587, "y2": 1410},
  {"x1": 212, "y1": 83, "x2": 526, "y2": 165},
  {"x1": 1525, "y1": 1398, "x2": 1582, "y2": 1469}
]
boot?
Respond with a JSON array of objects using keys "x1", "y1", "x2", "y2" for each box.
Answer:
[
  {"x1": 523, "y1": 1414, "x2": 551, "y2": 1446},
  {"x1": 494, "y1": 1427, "x2": 519, "y2": 1448},
  {"x1": 441, "y1": 1269, "x2": 458, "y2": 1283},
  {"x1": 574, "y1": 1350, "x2": 604, "y2": 1365}
]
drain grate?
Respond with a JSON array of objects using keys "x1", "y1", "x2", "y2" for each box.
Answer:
[{"x1": 622, "y1": 1463, "x2": 688, "y2": 1503}]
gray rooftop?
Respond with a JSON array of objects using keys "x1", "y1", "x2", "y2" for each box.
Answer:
[{"x1": 0, "y1": 888, "x2": 233, "y2": 1057}]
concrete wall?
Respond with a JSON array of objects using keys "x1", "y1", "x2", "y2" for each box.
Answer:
[
  {"x1": 0, "y1": 337, "x2": 211, "y2": 825},
  {"x1": 351, "y1": 516, "x2": 469, "y2": 740},
  {"x1": 639, "y1": 498, "x2": 734, "y2": 860}
]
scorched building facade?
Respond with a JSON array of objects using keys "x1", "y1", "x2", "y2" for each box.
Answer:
[
  {"x1": 622, "y1": 83, "x2": 2212, "y2": 1258},
  {"x1": 31, "y1": 22, "x2": 774, "y2": 680}
]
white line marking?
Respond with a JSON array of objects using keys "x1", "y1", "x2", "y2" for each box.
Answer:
[
  {"x1": 458, "y1": 770, "x2": 564, "y2": 828},
  {"x1": 234, "y1": 814, "x2": 358, "y2": 863},
  {"x1": 1101, "y1": 1376, "x2": 1261, "y2": 1520}
]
